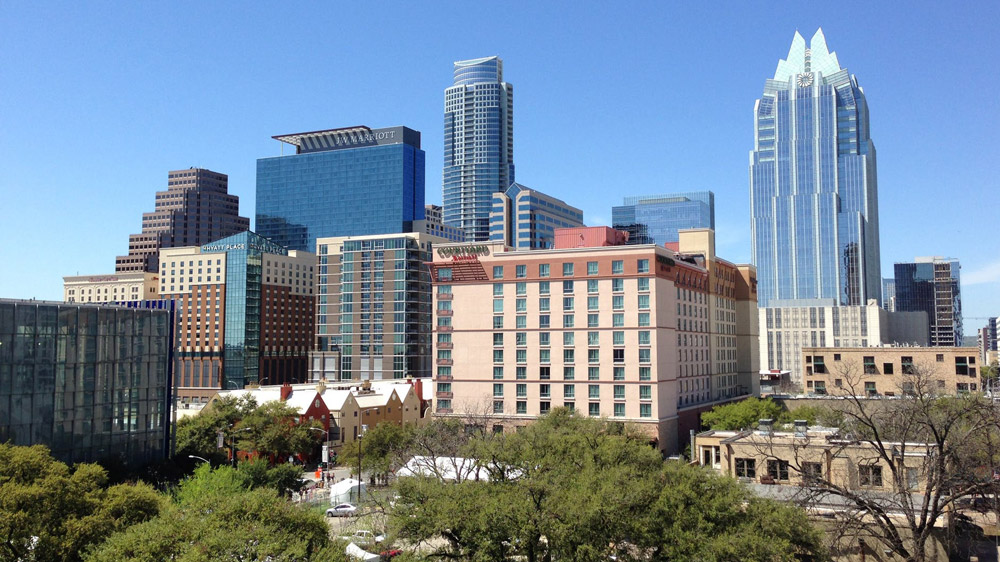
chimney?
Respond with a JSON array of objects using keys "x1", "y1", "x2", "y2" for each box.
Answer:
[
  {"x1": 757, "y1": 419, "x2": 774, "y2": 435},
  {"x1": 280, "y1": 382, "x2": 293, "y2": 401},
  {"x1": 316, "y1": 379, "x2": 326, "y2": 394},
  {"x1": 794, "y1": 419, "x2": 808, "y2": 437}
]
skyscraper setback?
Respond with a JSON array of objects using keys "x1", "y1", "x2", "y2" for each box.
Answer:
[
  {"x1": 749, "y1": 29, "x2": 881, "y2": 308},
  {"x1": 115, "y1": 168, "x2": 249, "y2": 273},
  {"x1": 443, "y1": 56, "x2": 514, "y2": 242}
]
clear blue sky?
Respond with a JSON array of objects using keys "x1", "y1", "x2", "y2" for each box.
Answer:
[{"x1": 1, "y1": 2, "x2": 997, "y2": 331}]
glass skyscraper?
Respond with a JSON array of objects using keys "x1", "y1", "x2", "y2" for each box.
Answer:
[
  {"x1": 611, "y1": 192, "x2": 714, "y2": 246},
  {"x1": 256, "y1": 126, "x2": 425, "y2": 252},
  {"x1": 750, "y1": 29, "x2": 881, "y2": 308},
  {"x1": 894, "y1": 257, "x2": 962, "y2": 347},
  {"x1": 443, "y1": 56, "x2": 514, "y2": 242}
]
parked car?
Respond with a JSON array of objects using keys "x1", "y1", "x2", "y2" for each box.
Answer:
[
  {"x1": 326, "y1": 503, "x2": 358, "y2": 517},
  {"x1": 338, "y1": 529, "x2": 385, "y2": 546}
]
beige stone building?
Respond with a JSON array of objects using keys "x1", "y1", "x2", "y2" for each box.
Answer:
[
  {"x1": 759, "y1": 299, "x2": 929, "y2": 389},
  {"x1": 428, "y1": 227, "x2": 758, "y2": 454},
  {"x1": 63, "y1": 272, "x2": 159, "y2": 303},
  {"x1": 695, "y1": 424, "x2": 933, "y2": 493},
  {"x1": 801, "y1": 346, "x2": 981, "y2": 396}
]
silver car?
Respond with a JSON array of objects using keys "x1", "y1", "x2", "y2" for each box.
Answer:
[{"x1": 326, "y1": 503, "x2": 358, "y2": 517}]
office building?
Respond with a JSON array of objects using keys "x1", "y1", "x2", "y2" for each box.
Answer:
[
  {"x1": 115, "y1": 168, "x2": 249, "y2": 273},
  {"x1": 749, "y1": 29, "x2": 881, "y2": 308},
  {"x1": 882, "y1": 277, "x2": 896, "y2": 311},
  {"x1": 63, "y1": 272, "x2": 159, "y2": 303},
  {"x1": 489, "y1": 183, "x2": 585, "y2": 249},
  {"x1": 760, "y1": 299, "x2": 928, "y2": 387},
  {"x1": 418, "y1": 205, "x2": 464, "y2": 242},
  {"x1": 0, "y1": 299, "x2": 173, "y2": 466},
  {"x1": 256, "y1": 126, "x2": 426, "y2": 252},
  {"x1": 801, "y1": 346, "x2": 981, "y2": 396},
  {"x1": 428, "y1": 227, "x2": 758, "y2": 454},
  {"x1": 315, "y1": 232, "x2": 444, "y2": 381},
  {"x1": 894, "y1": 257, "x2": 963, "y2": 347},
  {"x1": 159, "y1": 231, "x2": 315, "y2": 401},
  {"x1": 611, "y1": 192, "x2": 714, "y2": 246},
  {"x1": 443, "y1": 56, "x2": 514, "y2": 241}
]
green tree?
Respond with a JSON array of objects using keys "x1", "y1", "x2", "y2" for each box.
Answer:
[
  {"x1": 87, "y1": 485, "x2": 333, "y2": 562},
  {"x1": 389, "y1": 410, "x2": 827, "y2": 562},
  {"x1": 0, "y1": 444, "x2": 163, "y2": 562},
  {"x1": 236, "y1": 400, "x2": 324, "y2": 461},
  {"x1": 700, "y1": 397, "x2": 785, "y2": 430},
  {"x1": 340, "y1": 420, "x2": 415, "y2": 484},
  {"x1": 175, "y1": 394, "x2": 257, "y2": 463}
]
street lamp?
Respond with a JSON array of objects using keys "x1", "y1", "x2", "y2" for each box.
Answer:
[
  {"x1": 356, "y1": 423, "x2": 368, "y2": 503},
  {"x1": 189, "y1": 455, "x2": 210, "y2": 465}
]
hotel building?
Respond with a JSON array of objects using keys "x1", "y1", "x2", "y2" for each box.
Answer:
[
  {"x1": 63, "y1": 272, "x2": 159, "y2": 303},
  {"x1": 315, "y1": 232, "x2": 446, "y2": 381},
  {"x1": 256, "y1": 126, "x2": 425, "y2": 252},
  {"x1": 159, "y1": 231, "x2": 315, "y2": 402},
  {"x1": 428, "y1": 227, "x2": 758, "y2": 453}
]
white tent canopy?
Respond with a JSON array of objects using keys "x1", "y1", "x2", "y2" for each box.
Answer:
[{"x1": 330, "y1": 477, "x2": 367, "y2": 505}]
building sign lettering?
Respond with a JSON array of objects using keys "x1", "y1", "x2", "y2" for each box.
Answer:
[{"x1": 437, "y1": 245, "x2": 491, "y2": 259}]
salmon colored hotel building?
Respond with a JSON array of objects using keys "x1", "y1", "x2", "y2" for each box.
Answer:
[{"x1": 428, "y1": 227, "x2": 759, "y2": 454}]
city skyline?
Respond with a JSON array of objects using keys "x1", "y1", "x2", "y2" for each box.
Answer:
[{"x1": 1, "y1": 3, "x2": 997, "y2": 326}]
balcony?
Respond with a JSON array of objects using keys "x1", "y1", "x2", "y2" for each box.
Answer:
[
  {"x1": 437, "y1": 309, "x2": 453, "y2": 317},
  {"x1": 437, "y1": 342, "x2": 453, "y2": 350},
  {"x1": 437, "y1": 293, "x2": 453, "y2": 301},
  {"x1": 438, "y1": 326, "x2": 453, "y2": 333},
  {"x1": 437, "y1": 358, "x2": 454, "y2": 366},
  {"x1": 436, "y1": 391, "x2": 454, "y2": 399},
  {"x1": 436, "y1": 374, "x2": 453, "y2": 382}
]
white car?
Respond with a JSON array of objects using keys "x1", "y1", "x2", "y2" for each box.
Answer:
[
  {"x1": 339, "y1": 530, "x2": 385, "y2": 546},
  {"x1": 326, "y1": 503, "x2": 358, "y2": 517}
]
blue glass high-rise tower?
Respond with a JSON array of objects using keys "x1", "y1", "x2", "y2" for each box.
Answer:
[
  {"x1": 443, "y1": 56, "x2": 514, "y2": 242},
  {"x1": 750, "y1": 29, "x2": 881, "y2": 308},
  {"x1": 256, "y1": 126, "x2": 425, "y2": 252}
]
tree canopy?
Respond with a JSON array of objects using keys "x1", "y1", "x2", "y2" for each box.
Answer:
[
  {"x1": 86, "y1": 462, "x2": 340, "y2": 562},
  {"x1": 390, "y1": 410, "x2": 827, "y2": 562},
  {"x1": 700, "y1": 397, "x2": 785, "y2": 430},
  {"x1": 0, "y1": 444, "x2": 164, "y2": 562},
  {"x1": 175, "y1": 394, "x2": 324, "y2": 464}
]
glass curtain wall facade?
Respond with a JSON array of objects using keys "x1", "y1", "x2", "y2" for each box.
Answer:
[
  {"x1": 0, "y1": 299, "x2": 173, "y2": 466},
  {"x1": 894, "y1": 258, "x2": 962, "y2": 347},
  {"x1": 256, "y1": 126, "x2": 425, "y2": 252},
  {"x1": 206, "y1": 232, "x2": 289, "y2": 389},
  {"x1": 489, "y1": 183, "x2": 585, "y2": 249},
  {"x1": 611, "y1": 192, "x2": 714, "y2": 246},
  {"x1": 316, "y1": 233, "x2": 439, "y2": 380},
  {"x1": 750, "y1": 29, "x2": 881, "y2": 308},
  {"x1": 443, "y1": 56, "x2": 515, "y2": 242}
]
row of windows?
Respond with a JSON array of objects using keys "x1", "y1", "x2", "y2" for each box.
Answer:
[
  {"x1": 489, "y1": 294, "x2": 650, "y2": 312},
  {"x1": 483, "y1": 348, "x2": 653, "y2": 364},
  {"x1": 489, "y1": 331, "x2": 652, "y2": 346},
  {"x1": 484, "y1": 278, "x2": 650, "y2": 297},
  {"x1": 437, "y1": 365, "x2": 654, "y2": 381},
  {"x1": 437, "y1": 400, "x2": 655, "y2": 419},
  {"x1": 482, "y1": 383, "x2": 653, "y2": 401},
  {"x1": 491, "y1": 259, "x2": 649, "y2": 280},
  {"x1": 473, "y1": 311, "x2": 652, "y2": 330}
]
